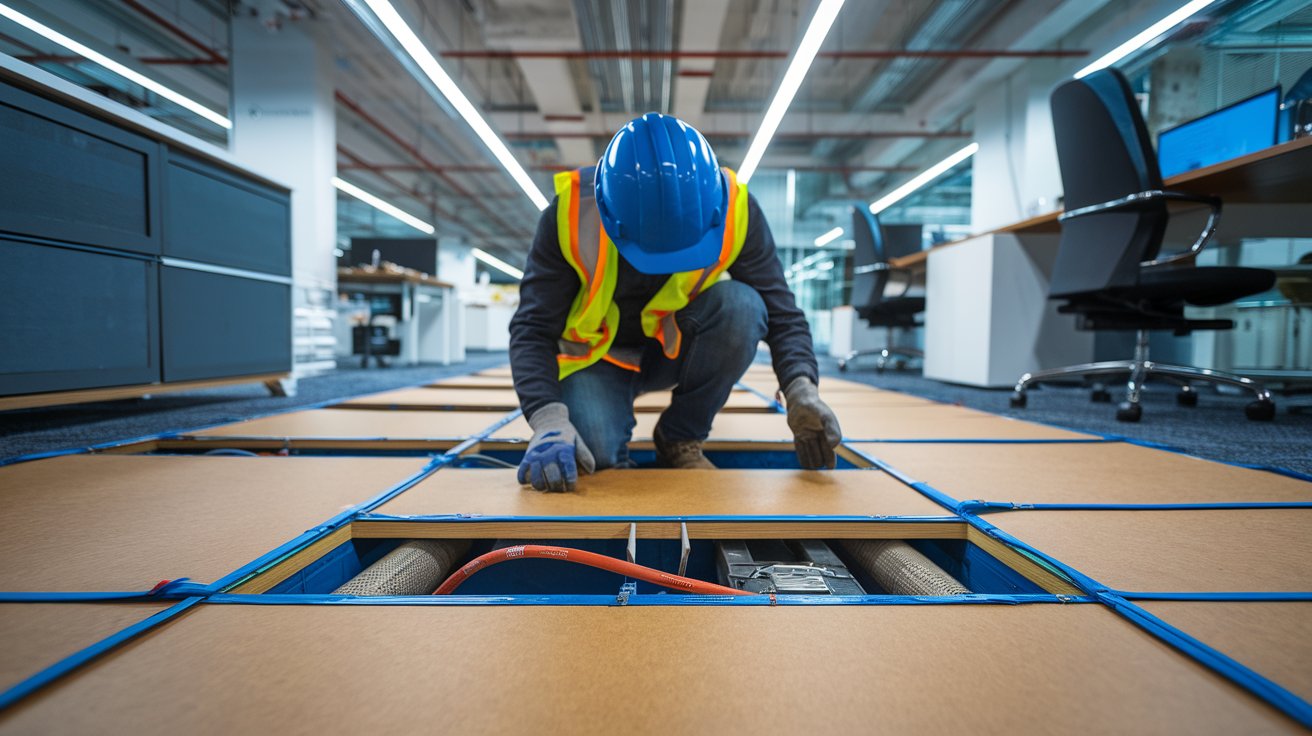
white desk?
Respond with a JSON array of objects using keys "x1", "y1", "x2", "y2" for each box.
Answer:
[{"x1": 922, "y1": 232, "x2": 1093, "y2": 387}]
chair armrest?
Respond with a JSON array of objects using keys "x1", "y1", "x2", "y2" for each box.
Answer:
[
  {"x1": 1058, "y1": 190, "x2": 1223, "y2": 268},
  {"x1": 853, "y1": 262, "x2": 916, "y2": 297}
]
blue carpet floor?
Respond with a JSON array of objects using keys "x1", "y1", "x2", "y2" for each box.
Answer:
[{"x1": 3, "y1": 351, "x2": 1308, "y2": 474}]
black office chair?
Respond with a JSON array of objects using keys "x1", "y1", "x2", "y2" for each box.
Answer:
[
  {"x1": 837, "y1": 206, "x2": 925, "y2": 372},
  {"x1": 1009, "y1": 69, "x2": 1277, "y2": 422}
]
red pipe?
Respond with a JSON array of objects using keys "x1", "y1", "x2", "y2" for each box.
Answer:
[
  {"x1": 335, "y1": 91, "x2": 531, "y2": 238},
  {"x1": 442, "y1": 49, "x2": 1087, "y2": 60},
  {"x1": 336, "y1": 145, "x2": 469, "y2": 229},
  {"x1": 433, "y1": 545, "x2": 755, "y2": 596},
  {"x1": 117, "y1": 0, "x2": 226, "y2": 64}
]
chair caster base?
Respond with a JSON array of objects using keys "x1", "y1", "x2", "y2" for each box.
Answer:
[
  {"x1": 1090, "y1": 387, "x2": 1112, "y2": 403},
  {"x1": 837, "y1": 360, "x2": 848, "y2": 372},
  {"x1": 1009, "y1": 392, "x2": 1027, "y2": 409},
  {"x1": 1245, "y1": 399, "x2": 1276, "y2": 421},
  {"x1": 1116, "y1": 402, "x2": 1142, "y2": 422},
  {"x1": 1176, "y1": 389, "x2": 1198, "y2": 407}
]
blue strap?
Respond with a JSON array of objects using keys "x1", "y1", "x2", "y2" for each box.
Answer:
[
  {"x1": 1099, "y1": 593, "x2": 1312, "y2": 728},
  {"x1": 0, "y1": 596, "x2": 205, "y2": 711}
]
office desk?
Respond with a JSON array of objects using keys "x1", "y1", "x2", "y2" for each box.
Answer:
[
  {"x1": 337, "y1": 269, "x2": 463, "y2": 366},
  {"x1": 907, "y1": 137, "x2": 1312, "y2": 387},
  {"x1": 894, "y1": 136, "x2": 1312, "y2": 271}
]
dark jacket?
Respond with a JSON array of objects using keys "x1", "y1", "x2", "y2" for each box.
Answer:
[{"x1": 509, "y1": 193, "x2": 818, "y2": 418}]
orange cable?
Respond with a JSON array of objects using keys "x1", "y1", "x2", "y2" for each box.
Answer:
[{"x1": 432, "y1": 544, "x2": 755, "y2": 596}]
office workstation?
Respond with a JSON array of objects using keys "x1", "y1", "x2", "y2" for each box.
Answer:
[{"x1": 1, "y1": 0, "x2": 1310, "y2": 733}]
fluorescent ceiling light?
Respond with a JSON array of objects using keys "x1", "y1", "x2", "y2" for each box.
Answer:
[
  {"x1": 1074, "y1": 0, "x2": 1221, "y2": 79},
  {"x1": 814, "y1": 227, "x2": 844, "y2": 247},
  {"x1": 332, "y1": 176, "x2": 435, "y2": 235},
  {"x1": 736, "y1": 0, "x2": 845, "y2": 183},
  {"x1": 870, "y1": 143, "x2": 978, "y2": 215},
  {"x1": 472, "y1": 247, "x2": 524, "y2": 280},
  {"x1": 0, "y1": 3, "x2": 231, "y2": 129},
  {"x1": 359, "y1": 0, "x2": 549, "y2": 210}
]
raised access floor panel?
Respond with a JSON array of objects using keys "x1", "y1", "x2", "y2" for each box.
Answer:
[
  {"x1": 0, "y1": 605, "x2": 1298, "y2": 734},
  {"x1": 2, "y1": 364, "x2": 1308, "y2": 731}
]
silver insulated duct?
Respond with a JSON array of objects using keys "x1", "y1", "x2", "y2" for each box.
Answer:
[
  {"x1": 841, "y1": 540, "x2": 971, "y2": 596},
  {"x1": 333, "y1": 540, "x2": 471, "y2": 596}
]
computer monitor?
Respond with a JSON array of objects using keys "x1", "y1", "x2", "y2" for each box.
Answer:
[{"x1": 1157, "y1": 86, "x2": 1280, "y2": 179}]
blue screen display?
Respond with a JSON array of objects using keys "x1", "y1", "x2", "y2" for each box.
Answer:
[{"x1": 1157, "y1": 87, "x2": 1279, "y2": 179}]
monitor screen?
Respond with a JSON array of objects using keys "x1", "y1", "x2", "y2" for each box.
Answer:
[{"x1": 1157, "y1": 87, "x2": 1280, "y2": 179}]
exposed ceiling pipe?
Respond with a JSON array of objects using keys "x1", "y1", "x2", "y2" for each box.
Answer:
[
  {"x1": 117, "y1": 0, "x2": 227, "y2": 64},
  {"x1": 335, "y1": 90, "x2": 532, "y2": 239},
  {"x1": 335, "y1": 145, "x2": 478, "y2": 238},
  {"x1": 439, "y1": 48, "x2": 1087, "y2": 59}
]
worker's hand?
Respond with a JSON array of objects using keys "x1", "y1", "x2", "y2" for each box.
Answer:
[
  {"x1": 517, "y1": 402, "x2": 596, "y2": 492},
  {"x1": 782, "y1": 376, "x2": 842, "y2": 470}
]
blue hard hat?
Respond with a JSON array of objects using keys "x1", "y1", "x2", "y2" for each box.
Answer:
[{"x1": 595, "y1": 113, "x2": 727, "y2": 275}]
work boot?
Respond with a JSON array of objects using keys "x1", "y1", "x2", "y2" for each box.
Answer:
[{"x1": 653, "y1": 425, "x2": 716, "y2": 469}]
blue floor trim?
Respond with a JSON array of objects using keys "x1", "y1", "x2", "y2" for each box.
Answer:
[
  {"x1": 960, "y1": 501, "x2": 1312, "y2": 514},
  {"x1": 1121, "y1": 592, "x2": 1312, "y2": 602},
  {"x1": 1099, "y1": 593, "x2": 1312, "y2": 728},
  {"x1": 0, "y1": 596, "x2": 204, "y2": 712}
]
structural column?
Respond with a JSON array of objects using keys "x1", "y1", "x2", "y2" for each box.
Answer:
[{"x1": 229, "y1": 14, "x2": 338, "y2": 375}]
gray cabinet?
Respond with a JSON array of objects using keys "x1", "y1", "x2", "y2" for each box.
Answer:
[
  {"x1": 0, "y1": 82, "x2": 161, "y2": 256},
  {"x1": 0, "y1": 238, "x2": 159, "y2": 394},
  {"x1": 161, "y1": 267, "x2": 291, "y2": 382},
  {"x1": 0, "y1": 78, "x2": 292, "y2": 404},
  {"x1": 163, "y1": 153, "x2": 291, "y2": 276}
]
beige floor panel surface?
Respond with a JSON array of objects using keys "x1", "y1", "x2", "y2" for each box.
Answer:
[
  {"x1": 376, "y1": 468, "x2": 947, "y2": 518},
  {"x1": 490, "y1": 410, "x2": 793, "y2": 442},
  {"x1": 0, "y1": 456, "x2": 427, "y2": 590},
  {"x1": 0, "y1": 603, "x2": 170, "y2": 692},
  {"x1": 428, "y1": 375, "x2": 516, "y2": 389},
  {"x1": 991, "y1": 509, "x2": 1312, "y2": 593},
  {"x1": 864, "y1": 442, "x2": 1312, "y2": 505},
  {"x1": 1140, "y1": 601, "x2": 1312, "y2": 704},
  {"x1": 837, "y1": 404, "x2": 1096, "y2": 440},
  {"x1": 190, "y1": 408, "x2": 512, "y2": 440},
  {"x1": 339, "y1": 388, "x2": 522, "y2": 411},
  {"x1": 0, "y1": 604, "x2": 1295, "y2": 733}
]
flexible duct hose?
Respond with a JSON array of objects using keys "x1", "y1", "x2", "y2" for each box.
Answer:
[
  {"x1": 334, "y1": 540, "x2": 470, "y2": 596},
  {"x1": 433, "y1": 544, "x2": 754, "y2": 596},
  {"x1": 841, "y1": 540, "x2": 971, "y2": 596}
]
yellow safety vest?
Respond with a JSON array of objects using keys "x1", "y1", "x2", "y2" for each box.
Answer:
[{"x1": 553, "y1": 165, "x2": 749, "y2": 380}]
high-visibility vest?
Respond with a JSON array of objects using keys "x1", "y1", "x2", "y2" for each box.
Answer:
[{"x1": 553, "y1": 165, "x2": 749, "y2": 380}]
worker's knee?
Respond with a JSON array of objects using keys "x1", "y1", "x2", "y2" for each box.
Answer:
[
  {"x1": 561, "y1": 398, "x2": 633, "y2": 470},
  {"x1": 686, "y1": 280, "x2": 767, "y2": 347},
  {"x1": 571, "y1": 418, "x2": 629, "y2": 470}
]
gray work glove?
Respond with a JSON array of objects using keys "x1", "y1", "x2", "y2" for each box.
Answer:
[
  {"x1": 517, "y1": 402, "x2": 596, "y2": 492},
  {"x1": 782, "y1": 376, "x2": 843, "y2": 470}
]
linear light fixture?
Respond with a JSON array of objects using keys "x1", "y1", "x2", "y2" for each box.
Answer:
[
  {"x1": 736, "y1": 0, "x2": 845, "y2": 183},
  {"x1": 0, "y1": 3, "x2": 231, "y2": 129},
  {"x1": 1074, "y1": 0, "x2": 1221, "y2": 79},
  {"x1": 332, "y1": 176, "x2": 435, "y2": 235},
  {"x1": 472, "y1": 247, "x2": 524, "y2": 280},
  {"x1": 869, "y1": 142, "x2": 979, "y2": 215},
  {"x1": 814, "y1": 226, "x2": 844, "y2": 247},
  {"x1": 356, "y1": 0, "x2": 549, "y2": 211}
]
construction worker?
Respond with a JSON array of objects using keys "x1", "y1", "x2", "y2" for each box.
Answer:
[{"x1": 510, "y1": 112, "x2": 841, "y2": 491}]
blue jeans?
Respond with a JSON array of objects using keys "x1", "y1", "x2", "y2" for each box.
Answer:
[{"x1": 560, "y1": 280, "x2": 768, "y2": 469}]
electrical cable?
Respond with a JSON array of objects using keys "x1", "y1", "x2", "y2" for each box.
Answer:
[
  {"x1": 432, "y1": 544, "x2": 755, "y2": 596},
  {"x1": 453, "y1": 453, "x2": 518, "y2": 469}
]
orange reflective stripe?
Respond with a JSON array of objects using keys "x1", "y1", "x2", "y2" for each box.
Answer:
[
  {"x1": 601, "y1": 354, "x2": 641, "y2": 372},
  {"x1": 567, "y1": 171, "x2": 584, "y2": 279},
  {"x1": 589, "y1": 224, "x2": 609, "y2": 305}
]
